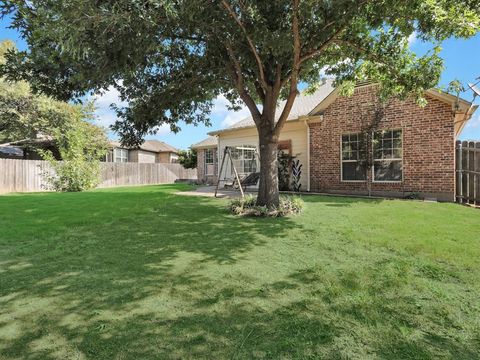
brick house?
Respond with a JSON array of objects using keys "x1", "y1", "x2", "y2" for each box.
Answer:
[
  {"x1": 193, "y1": 80, "x2": 478, "y2": 201},
  {"x1": 191, "y1": 136, "x2": 218, "y2": 185}
]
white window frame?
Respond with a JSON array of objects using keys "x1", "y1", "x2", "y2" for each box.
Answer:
[
  {"x1": 340, "y1": 133, "x2": 367, "y2": 182},
  {"x1": 372, "y1": 129, "x2": 403, "y2": 183},
  {"x1": 204, "y1": 148, "x2": 215, "y2": 175},
  {"x1": 230, "y1": 145, "x2": 258, "y2": 175},
  {"x1": 114, "y1": 148, "x2": 128, "y2": 163}
]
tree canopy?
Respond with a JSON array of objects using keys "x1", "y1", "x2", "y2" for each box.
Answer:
[
  {"x1": 0, "y1": 40, "x2": 103, "y2": 145},
  {"x1": 1, "y1": 0, "x2": 479, "y2": 206}
]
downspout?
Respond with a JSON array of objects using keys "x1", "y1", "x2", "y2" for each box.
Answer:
[{"x1": 302, "y1": 119, "x2": 310, "y2": 191}]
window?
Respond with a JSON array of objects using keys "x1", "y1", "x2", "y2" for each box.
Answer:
[
  {"x1": 170, "y1": 154, "x2": 179, "y2": 163},
  {"x1": 373, "y1": 129, "x2": 402, "y2": 182},
  {"x1": 341, "y1": 133, "x2": 366, "y2": 181},
  {"x1": 230, "y1": 146, "x2": 257, "y2": 174},
  {"x1": 204, "y1": 149, "x2": 215, "y2": 175},
  {"x1": 114, "y1": 148, "x2": 128, "y2": 163}
]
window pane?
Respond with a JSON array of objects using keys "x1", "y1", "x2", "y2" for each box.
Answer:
[
  {"x1": 383, "y1": 139, "x2": 392, "y2": 149},
  {"x1": 342, "y1": 162, "x2": 366, "y2": 181},
  {"x1": 374, "y1": 160, "x2": 402, "y2": 181},
  {"x1": 393, "y1": 148, "x2": 402, "y2": 158},
  {"x1": 205, "y1": 149, "x2": 214, "y2": 164},
  {"x1": 392, "y1": 130, "x2": 402, "y2": 139}
]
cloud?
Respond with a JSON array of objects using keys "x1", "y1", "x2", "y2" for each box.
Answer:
[
  {"x1": 210, "y1": 94, "x2": 251, "y2": 128},
  {"x1": 221, "y1": 108, "x2": 251, "y2": 128},
  {"x1": 465, "y1": 113, "x2": 480, "y2": 129},
  {"x1": 408, "y1": 32, "x2": 417, "y2": 46},
  {"x1": 153, "y1": 123, "x2": 172, "y2": 136},
  {"x1": 90, "y1": 84, "x2": 127, "y2": 130}
]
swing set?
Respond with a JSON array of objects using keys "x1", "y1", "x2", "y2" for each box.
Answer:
[{"x1": 214, "y1": 146, "x2": 261, "y2": 198}]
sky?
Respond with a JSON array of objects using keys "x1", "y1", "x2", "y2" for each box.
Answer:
[{"x1": 1, "y1": 15, "x2": 480, "y2": 149}]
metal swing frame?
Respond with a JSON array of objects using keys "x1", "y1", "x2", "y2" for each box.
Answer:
[{"x1": 214, "y1": 146, "x2": 260, "y2": 198}]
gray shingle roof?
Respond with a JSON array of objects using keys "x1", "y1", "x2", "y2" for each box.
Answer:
[
  {"x1": 109, "y1": 139, "x2": 178, "y2": 153},
  {"x1": 210, "y1": 79, "x2": 335, "y2": 134},
  {"x1": 191, "y1": 136, "x2": 217, "y2": 149}
]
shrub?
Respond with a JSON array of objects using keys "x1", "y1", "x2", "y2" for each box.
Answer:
[
  {"x1": 40, "y1": 104, "x2": 109, "y2": 192},
  {"x1": 228, "y1": 195, "x2": 304, "y2": 217}
]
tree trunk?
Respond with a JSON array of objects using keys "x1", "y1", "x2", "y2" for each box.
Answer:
[{"x1": 256, "y1": 128, "x2": 279, "y2": 208}]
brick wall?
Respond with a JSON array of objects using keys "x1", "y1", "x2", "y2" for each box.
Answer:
[
  {"x1": 196, "y1": 148, "x2": 218, "y2": 184},
  {"x1": 309, "y1": 85, "x2": 456, "y2": 201}
]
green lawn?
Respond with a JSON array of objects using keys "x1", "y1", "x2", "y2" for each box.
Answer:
[{"x1": 0, "y1": 184, "x2": 479, "y2": 359}]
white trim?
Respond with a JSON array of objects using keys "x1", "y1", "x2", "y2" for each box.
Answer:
[
  {"x1": 303, "y1": 119, "x2": 311, "y2": 191},
  {"x1": 204, "y1": 148, "x2": 215, "y2": 176},
  {"x1": 114, "y1": 148, "x2": 128, "y2": 163}
]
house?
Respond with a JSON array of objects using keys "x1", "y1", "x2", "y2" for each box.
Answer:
[
  {"x1": 0, "y1": 135, "x2": 61, "y2": 160},
  {"x1": 107, "y1": 140, "x2": 179, "y2": 163},
  {"x1": 193, "y1": 80, "x2": 478, "y2": 201},
  {"x1": 191, "y1": 136, "x2": 218, "y2": 185}
]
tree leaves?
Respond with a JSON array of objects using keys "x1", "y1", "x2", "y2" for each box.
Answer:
[{"x1": 0, "y1": 0, "x2": 479, "y2": 145}]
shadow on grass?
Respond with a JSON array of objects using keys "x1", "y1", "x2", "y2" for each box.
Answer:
[
  {"x1": 300, "y1": 193, "x2": 384, "y2": 207},
  {"x1": 0, "y1": 186, "x2": 478, "y2": 359}
]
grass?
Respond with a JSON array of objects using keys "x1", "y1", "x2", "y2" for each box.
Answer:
[{"x1": 0, "y1": 184, "x2": 479, "y2": 359}]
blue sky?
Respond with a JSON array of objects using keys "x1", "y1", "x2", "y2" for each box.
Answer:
[{"x1": 1, "y1": 16, "x2": 479, "y2": 149}]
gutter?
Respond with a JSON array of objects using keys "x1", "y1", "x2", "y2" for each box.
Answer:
[{"x1": 301, "y1": 118, "x2": 311, "y2": 191}]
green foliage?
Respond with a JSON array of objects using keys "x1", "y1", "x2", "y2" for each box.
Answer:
[
  {"x1": 291, "y1": 159, "x2": 302, "y2": 192},
  {"x1": 40, "y1": 105, "x2": 109, "y2": 192},
  {"x1": 178, "y1": 149, "x2": 197, "y2": 169},
  {"x1": 0, "y1": 1, "x2": 479, "y2": 144},
  {"x1": 229, "y1": 194, "x2": 304, "y2": 217},
  {"x1": 277, "y1": 151, "x2": 293, "y2": 191},
  {"x1": 0, "y1": 40, "x2": 86, "y2": 143}
]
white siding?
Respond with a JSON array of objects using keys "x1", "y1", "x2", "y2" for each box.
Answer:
[{"x1": 217, "y1": 121, "x2": 309, "y2": 190}]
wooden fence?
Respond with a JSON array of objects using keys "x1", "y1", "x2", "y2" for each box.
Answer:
[
  {"x1": 456, "y1": 140, "x2": 480, "y2": 205},
  {"x1": 0, "y1": 159, "x2": 197, "y2": 193}
]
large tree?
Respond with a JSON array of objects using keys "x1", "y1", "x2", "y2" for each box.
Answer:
[{"x1": 1, "y1": 1, "x2": 479, "y2": 207}]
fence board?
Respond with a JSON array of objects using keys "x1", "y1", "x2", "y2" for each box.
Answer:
[
  {"x1": 0, "y1": 159, "x2": 196, "y2": 193},
  {"x1": 456, "y1": 140, "x2": 480, "y2": 205}
]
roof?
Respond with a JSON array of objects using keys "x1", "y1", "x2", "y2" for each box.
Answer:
[
  {"x1": 209, "y1": 79, "x2": 335, "y2": 135},
  {"x1": 207, "y1": 79, "x2": 477, "y2": 138},
  {"x1": 191, "y1": 136, "x2": 217, "y2": 149},
  {"x1": 0, "y1": 145, "x2": 23, "y2": 156},
  {"x1": 110, "y1": 139, "x2": 179, "y2": 153}
]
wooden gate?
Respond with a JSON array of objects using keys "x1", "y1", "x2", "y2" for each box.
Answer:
[{"x1": 456, "y1": 140, "x2": 480, "y2": 205}]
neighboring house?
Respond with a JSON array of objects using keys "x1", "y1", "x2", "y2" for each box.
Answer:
[
  {"x1": 191, "y1": 136, "x2": 218, "y2": 185},
  {"x1": 193, "y1": 79, "x2": 478, "y2": 201},
  {"x1": 0, "y1": 136, "x2": 61, "y2": 160},
  {"x1": 107, "y1": 140, "x2": 179, "y2": 164}
]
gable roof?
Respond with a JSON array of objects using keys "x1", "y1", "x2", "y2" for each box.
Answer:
[
  {"x1": 208, "y1": 80, "x2": 477, "y2": 138},
  {"x1": 209, "y1": 79, "x2": 335, "y2": 135},
  {"x1": 110, "y1": 139, "x2": 179, "y2": 153},
  {"x1": 191, "y1": 136, "x2": 217, "y2": 149}
]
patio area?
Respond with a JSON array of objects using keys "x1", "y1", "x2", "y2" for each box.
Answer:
[{"x1": 176, "y1": 185, "x2": 256, "y2": 198}]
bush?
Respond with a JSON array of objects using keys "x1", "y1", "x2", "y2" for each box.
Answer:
[
  {"x1": 228, "y1": 195, "x2": 304, "y2": 217},
  {"x1": 40, "y1": 105, "x2": 109, "y2": 192}
]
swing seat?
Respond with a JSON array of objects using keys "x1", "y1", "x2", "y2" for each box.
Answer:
[{"x1": 233, "y1": 172, "x2": 260, "y2": 190}]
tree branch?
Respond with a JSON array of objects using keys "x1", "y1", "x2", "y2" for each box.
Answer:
[
  {"x1": 274, "y1": 0, "x2": 301, "y2": 136},
  {"x1": 298, "y1": 25, "x2": 346, "y2": 65},
  {"x1": 224, "y1": 43, "x2": 262, "y2": 122},
  {"x1": 221, "y1": 0, "x2": 268, "y2": 91}
]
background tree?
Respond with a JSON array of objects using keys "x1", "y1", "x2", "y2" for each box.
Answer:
[
  {"x1": 0, "y1": 40, "x2": 74, "y2": 143},
  {"x1": 1, "y1": 1, "x2": 479, "y2": 207},
  {"x1": 40, "y1": 104, "x2": 109, "y2": 192},
  {"x1": 178, "y1": 149, "x2": 197, "y2": 169}
]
